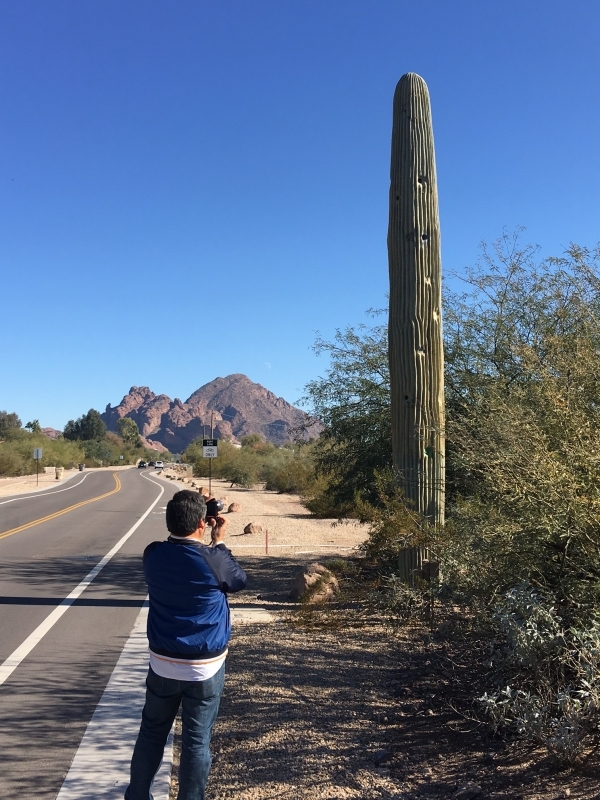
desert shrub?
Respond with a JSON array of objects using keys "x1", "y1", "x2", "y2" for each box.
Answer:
[
  {"x1": 184, "y1": 436, "x2": 327, "y2": 495},
  {"x1": 479, "y1": 582, "x2": 600, "y2": 764},
  {"x1": 222, "y1": 449, "x2": 261, "y2": 488},
  {"x1": 262, "y1": 444, "x2": 323, "y2": 495},
  {"x1": 0, "y1": 432, "x2": 86, "y2": 474},
  {"x1": 0, "y1": 449, "x2": 29, "y2": 476},
  {"x1": 439, "y1": 236, "x2": 600, "y2": 610}
]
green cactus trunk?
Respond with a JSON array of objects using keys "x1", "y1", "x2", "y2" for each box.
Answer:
[{"x1": 387, "y1": 72, "x2": 445, "y2": 527}]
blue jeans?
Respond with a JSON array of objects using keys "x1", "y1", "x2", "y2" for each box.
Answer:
[{"x1": 126, "y1": 664, "x2": 225, "y2": 800}]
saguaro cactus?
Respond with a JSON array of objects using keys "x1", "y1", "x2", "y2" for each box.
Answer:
[{"x1": 387, "y1": 72, "x2": 445, "y2": 527}]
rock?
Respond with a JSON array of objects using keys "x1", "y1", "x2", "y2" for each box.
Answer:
[
  {"x1": 373, "y1": 749, "x2": 391, "y2": 766},
  {"x1": 454, "y1": 783, "x2": 482, "y2": 799},
  {"x1": 228, "y1": 503, "x2": 241, "y2": 513},
  {"x1": 435, "y1": 620, "x2": 455, "y2": 639},
  {"x1": 243, "y1": 523, "x2": 263, "y2": 535},
  {"x1": 199, "y1": 487, "x2": 210, "y2": 498},
  {"x1": 101, "y1": 374, "x2": 323, "y2": 451},
  {"x1": 289, "y1": 562, "x2": 339, "y2": 603}
]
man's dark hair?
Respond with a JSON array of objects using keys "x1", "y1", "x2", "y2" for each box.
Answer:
[{"x1": 166, "y1": 491, "x2": 207, "y2": 536}]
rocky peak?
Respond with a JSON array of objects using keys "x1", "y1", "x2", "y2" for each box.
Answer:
[{"x1": 101, "y1": 374, "x2": 321, "y2": 452}]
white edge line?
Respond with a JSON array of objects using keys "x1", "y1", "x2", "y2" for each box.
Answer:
[
  {"x1": 56, "y1": 601, "x2": 173, "y2": 800},
  {"x1": 0, "y1": 474, "x2": 165, "y2": 687},
  {"x1": 0, "y1": 472, "x2": 92, "y2": 505}
]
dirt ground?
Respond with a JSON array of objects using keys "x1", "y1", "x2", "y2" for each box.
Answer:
[{"x1": 167, "y1": 483, "x2": 599, "y2": 800}]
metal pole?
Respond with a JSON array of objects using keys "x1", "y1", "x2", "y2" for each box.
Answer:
[
  {"x1": 209, "y1": 410, "x2": 214, "y2": 497},
  {"x1": 36, "y1": 458, "x2": 39, "y2": 486}
]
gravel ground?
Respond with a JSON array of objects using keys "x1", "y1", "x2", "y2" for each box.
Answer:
[
  {"x1": 158, "y1": 475, "x2": 366, "y2": 557},
  {"x1": 166, "y1": 483, "x2": 598, "y2": 800}
]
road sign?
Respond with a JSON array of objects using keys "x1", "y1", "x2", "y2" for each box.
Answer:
[
  {"x1": 33, "y1": 448, "x2": 43, "y2": 460},
  {"x1": 202, "y1": 438, "x2": 218, "y2": 458},
  {"x1": 119, "y1": 455, "x2": 124, "y2": 461}
]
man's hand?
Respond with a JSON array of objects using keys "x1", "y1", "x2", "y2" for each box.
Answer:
[{"x1": 208, "y1": 515, "x2": 228, "y2": 545}]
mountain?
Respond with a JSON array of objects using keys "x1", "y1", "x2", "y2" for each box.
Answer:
[{"x1": 101, "y1": 374, "x2": 321, "y2": 452}]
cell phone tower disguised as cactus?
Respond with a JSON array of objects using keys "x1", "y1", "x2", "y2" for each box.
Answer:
[{"x1": 387, "y1": 73, "x2": 445, "y2": 527}]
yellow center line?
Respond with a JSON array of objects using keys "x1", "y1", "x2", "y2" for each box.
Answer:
[{"x1": 0, "y1": 473, "x2": 122, "y2": 541}]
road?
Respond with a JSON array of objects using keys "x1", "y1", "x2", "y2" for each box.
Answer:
[{"x1": 0, "y1": 467, "x2": 179, "y2": 799}]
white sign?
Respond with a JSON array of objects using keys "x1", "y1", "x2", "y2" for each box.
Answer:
[
  {"x1": 202, "y1": 438, "x2": 218, "y2": 458},
  {"x1": 33, "y1": 448, "x2": 43, "y2": 460},
  {"x1": 120, "y1": 455, "x2": 124, "y2": 460}
]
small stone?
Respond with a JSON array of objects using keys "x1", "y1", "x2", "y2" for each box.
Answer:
[
  {"x1": 228, "y1": 503, "x2": 241, "y2": 513},
  {"x1": 373, "y1": 749, "x2": 391, "y2": 766},
  {"x1": 454, "y1": 782, "x2": 482, "y2": 800}
]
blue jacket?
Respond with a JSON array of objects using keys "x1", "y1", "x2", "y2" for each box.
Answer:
[{"x1": 143, "y1": 537, "x2": 247, "y2": 659}]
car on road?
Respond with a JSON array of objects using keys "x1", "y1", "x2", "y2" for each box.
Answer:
[
  {"x1": 155, "y1": 460, "x2": 164, "y2": 469},
  {"x1": 148, "y1": 461, "x2": 156, "y2": 467},
  {"x1": 138, "y1": 461, "x2": 147, "y2": 469}
]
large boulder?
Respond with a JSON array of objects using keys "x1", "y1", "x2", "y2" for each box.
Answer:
[{"x1": 290, "y1": 562, "x2": 339, "y2": 603}]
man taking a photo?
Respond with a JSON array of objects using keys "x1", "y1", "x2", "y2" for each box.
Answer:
[{"x1": 126, "y1": 489, "x2": 247, "y2": 800}]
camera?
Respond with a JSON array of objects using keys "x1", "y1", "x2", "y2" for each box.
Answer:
[{"x1": 205, "y1": 498, "x2": 223, "y2": 518}]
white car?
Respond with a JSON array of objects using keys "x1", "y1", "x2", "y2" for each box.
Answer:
[{"x1": 155, "y1": 460, "x2": 164, "y2": 469}]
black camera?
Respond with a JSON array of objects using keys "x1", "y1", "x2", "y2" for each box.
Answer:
[{"x1": 205, "y1": 498, "x2": 222, "y2": 518}]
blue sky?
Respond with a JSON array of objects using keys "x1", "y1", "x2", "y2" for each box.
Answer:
[{"x1": 2, "y1": 0, "x2": 599, "y2": 428}]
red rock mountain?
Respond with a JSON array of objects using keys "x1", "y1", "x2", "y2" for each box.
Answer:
[{"x1": 101, "y1": 374, "x2": 320, "y2": 453}]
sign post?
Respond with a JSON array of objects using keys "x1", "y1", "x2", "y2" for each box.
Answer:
[
  {"x1": 202, "y1": 439, "x2": 218, "y2": 495},
  {"x1": 33, "y1": 448, "x2": 43, "y2": 486}
]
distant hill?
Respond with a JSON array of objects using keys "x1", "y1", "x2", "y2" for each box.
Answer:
[{"x1": 101, "y1": 374, "x2": 321, "y2": 452}]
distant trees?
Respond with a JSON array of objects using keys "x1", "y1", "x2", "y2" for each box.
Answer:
[
  {"x1": 183, "y1": 436, "x2": 324, "y2": 496},
  {"x1": 0, "y1": 411, "x2": 22, "y2": 438},
  {"x1": 63, "y1": 409, "x2": 107, "y2": 441},
  {"x1": 0, "y1": 406, "x2": 166, "y2": 476}
]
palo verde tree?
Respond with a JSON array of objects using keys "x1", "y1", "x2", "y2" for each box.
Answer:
[
  {"x1": 387, "y1": 73, "x2": 445, "y2": 526},
  {"x1": 117, "y1": 417, "x2": 143, "y2": 448}
]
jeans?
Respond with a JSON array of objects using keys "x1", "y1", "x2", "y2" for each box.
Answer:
[{"x1": 125, "y1": 664, "x2": 225, "y2": 800}]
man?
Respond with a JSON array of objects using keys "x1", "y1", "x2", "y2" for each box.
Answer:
[{"x1": 126, "y1": 490, "x2": 247, "y2": 800}]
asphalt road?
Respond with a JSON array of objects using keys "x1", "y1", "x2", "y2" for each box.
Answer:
[{"x1": 0, "y1": 468, "x2": 180, "y2": 799}]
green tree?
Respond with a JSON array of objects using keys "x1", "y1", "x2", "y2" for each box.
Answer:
[
  {"x1": 25, "y1": 419, "x2": 42, "y2": 433},
  {"x1": 117, "y1": 417, "x2": 143, "y2": 448},
  {"x1": 441, "y1": 232, "x2": 600, "y2": 609},
  {"x1": 0, "y1": 411, "x2": 22, "y2": 439},
  {"x1": 240, "y1": 433, "x2": 264, "y2": 448},
  {"x1": 302, "y1": 314, "x2": 391, "y2": 515},
  {"x1": 64, "y1": 409, "x2": 107, "y2": 441}
]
